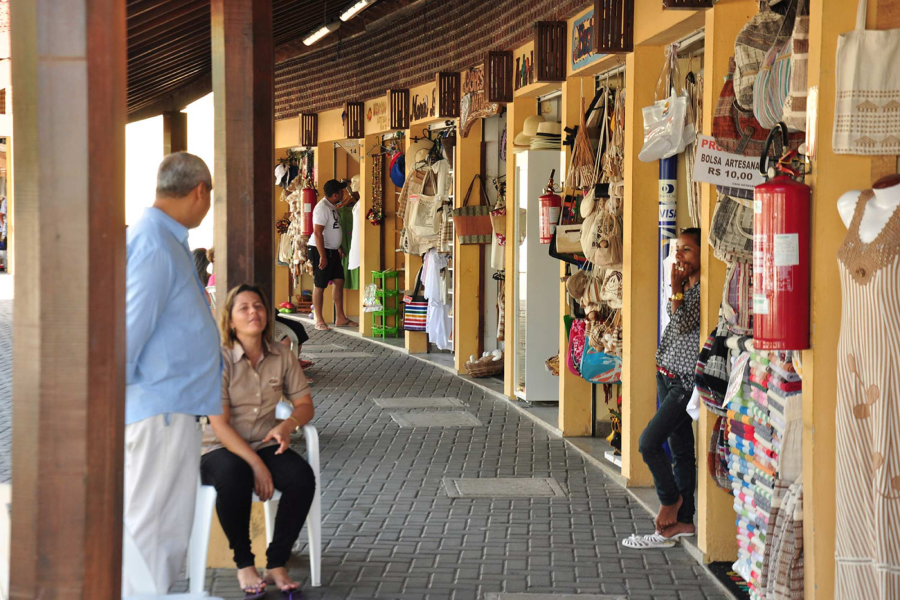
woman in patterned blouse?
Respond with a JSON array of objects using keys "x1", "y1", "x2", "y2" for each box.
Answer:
[{"x1": 636, "y1": 228, "x2": 702, "y2": 546}]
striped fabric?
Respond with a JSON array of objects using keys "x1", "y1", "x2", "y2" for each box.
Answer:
[
  {"x1": 753, "y1": 37, "x2": 793, "y2": 130},
  {"x1": 403, "y1": 302, "x2": 427, "y2": 332},
  {"x1": 782, "y1": 11, "x2": 809, "y2": 131},
  {"x1": 835, "y1": 189, "x2": 900, "y2": 600}
]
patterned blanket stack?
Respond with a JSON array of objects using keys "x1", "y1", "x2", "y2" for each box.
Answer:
[{"x1": 724, "y1": 349, "x2": 804, "y2": 600}]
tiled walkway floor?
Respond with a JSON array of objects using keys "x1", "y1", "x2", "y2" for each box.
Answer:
[{"x1": 0, "y1": 280, "x2": 729, "y2": 599}]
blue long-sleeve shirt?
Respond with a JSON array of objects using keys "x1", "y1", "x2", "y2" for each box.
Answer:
[{"x1": 125, "y1": 207, "x2": 223, "y2": 425}]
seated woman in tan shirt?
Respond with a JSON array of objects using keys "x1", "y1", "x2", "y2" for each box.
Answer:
[{"x1": 202, "y1": 284, "x2": 315, "y2": 598}]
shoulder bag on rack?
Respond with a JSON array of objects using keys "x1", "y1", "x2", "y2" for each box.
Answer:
[
  {"x1": 782, "y1": 0, "x2": 809, "y2": 131},
  {"x1": 567, "y1": 318, "x2": 586, "y2": 377},
  {"x1": 734, "y1": 1, "x2": 788, "y2": 111},
  {"x1": 721, "y1": 260, "x2": 753, "y2": 336},
  {"x1": 708, "y1": 416, "x2": 732, "y2": 491},
  {"x1": 833, "y1": 0, "x2": 900, "y2": 155},
  {"x1": 450, "y1": 174, "x2": 494, "y2": 244},
  {"x1": 402, "y1": 267, "x2": 427, "y2": 332},
  {"x1": 490, "y1": 198, "x2": 507, "y2": 247},
  {"x1": 709, "y1": 185, "x2": 754, "y2": 262},
  {"x1": 551, "y1": 194, "x2": 584, "y2": 263},
  {"x1": 713, "y1": 57, "x2": 804, "y2": 157},
  {"x1": 406, "y1": 192, "x2": 443, "y2": 238},
  {"x1": 694, "y1": 325, "x2": 731, "y2": 415},
  {"x1": 580, "y1": 323, "x2": 623, "y2": 385}
]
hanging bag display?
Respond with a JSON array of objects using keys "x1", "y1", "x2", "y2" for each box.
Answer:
[
  {"x1": 694, "y1": 325, "x2": 732, "y2": 415},
  {"x1": 713, "y1": 58, "x2": 804, "y2": 157},
  {"x1": 752, "y1": 36, "x2": 792, "y2": 130},
  {"x1": 402, "y1": 267, "x2": 427, "y2": 332},
  {"x1": 782, "y1": 0, "x2": 809, "y2": 131},
  {"x1": 709, "y1": 186, "x2": 755, "y2": 262},
  {"x1": 599, "y1": 270, "x2": 623, "y2": 309},
  {"x1": 580, "y1": 338, "x2": 623, "y2": 385},
  {"x1": 567, "y1": 318, "x2": 587, "y2": 377},
  {"x1": 450, "y1": 174, "x2": 494, "y2": 244},
  {"x1": 406, "y1": 193, "x2": 443, "y2": 237},
  {"x1": 833, "y1": 0, "x2": 900, "y2": 155},
  {"x1": 721, "y1": 260, "x2": 753, "y2": 336},
  {"x1": 490, "y1": 199, "x2": 508, "y2": 246},
  {"x1": 733, "y1": 1, "x2": 787, "y2": 111},
  {"x1": 708, "y1": 415, "x2": 732, "y2": 491}
]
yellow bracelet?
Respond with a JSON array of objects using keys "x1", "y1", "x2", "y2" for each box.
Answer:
[
  {"x1": 286, "y1": 416, "x2": 300, "y2": 432},
  {"x1": 670, "y1": 292, "x2": 684, "y2": 301}
]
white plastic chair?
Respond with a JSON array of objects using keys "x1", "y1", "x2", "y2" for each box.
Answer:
[
  {"x1": 122, "y1": 525, "x2": 221, "y2": 599},
  {"x1": 188, "y1": 424, "x2": 322, "y2": 593}
]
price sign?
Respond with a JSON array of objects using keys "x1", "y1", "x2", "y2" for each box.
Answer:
[{"x1": 691, "y1": 135, "x2": 766, "y2": 190}]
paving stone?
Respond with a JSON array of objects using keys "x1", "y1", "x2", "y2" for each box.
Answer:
[
  {"x1": 303, "y1": 343, "x2": 348, "y2": 352},
  {"x1": 306, "y1": 352, "x2": 375, "y2": 359},
  {"x1": 373, "y1": 397, "x2": 466, "y2": 409},
  {"x1": 443, "y1": 478, "x2": 567, "y2": 499},
  {"x1": 483, "y1": 595, "x2": 627, "y2": 600},
  {"x1": 391, "y1": 411, "x2": 484, "y2": 428}
]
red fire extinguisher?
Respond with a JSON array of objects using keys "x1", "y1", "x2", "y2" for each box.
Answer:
[
  {"x1": 539, "y1": 169, "x2": 562, "y2": 245},
  {"x1": 299, "y1": 182, "x2": 318, "y2": 237},
  {"x1": 753, "y1": 123, "x2": 811, "y2": 351}
]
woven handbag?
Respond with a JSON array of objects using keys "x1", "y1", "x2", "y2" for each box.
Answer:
[
  {"x1": 599, "y1": 270, "x2": 623, "y2": 309},
  {"x1": 721, "y1": 260, "x2": 753, "y2": 336},
  {"x1": 708, "y1": 415, "x2": 732, "y2": 490},
  {"x1": 734, "y1": 1, "x2": 787, "y2": 111},
  {"x1": 709, "y1": 186, "x2": 754, "y2": 262},
  {"x1": 402, "y1": 267, "x2": 427, "y2": 332},
  {"x1": 713, "y1": 58, "x2": 804, "y2": 157},
  {"x1": 450, "y1": 174, "x2": 494, "y2": 244},
  {"x1": 782, "y1": 0, "x2": 809, "y2": 132},
  {"x1": 753, "y1": 37, "x2": 792, "y2": 130}
]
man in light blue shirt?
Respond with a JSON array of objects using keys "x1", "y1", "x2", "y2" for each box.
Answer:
[{"x1": 124, "y1": 152, "x2": 223, "y2": 595}]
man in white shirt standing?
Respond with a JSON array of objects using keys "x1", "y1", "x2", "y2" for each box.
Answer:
[{"x1": 309, "y1": 179, "x2": 357, "y2": 331}]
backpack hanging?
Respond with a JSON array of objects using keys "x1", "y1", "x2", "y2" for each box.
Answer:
[{"x1": 709, "y1": 186, "x2": 755, "y2": 262}]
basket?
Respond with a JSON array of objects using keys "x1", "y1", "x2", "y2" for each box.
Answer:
[{"x1": 464, "y1": 358, "x2": 504, "y2": 378}]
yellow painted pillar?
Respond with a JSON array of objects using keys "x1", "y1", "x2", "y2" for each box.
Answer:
[
  {"x1": 454, "y1": 121, "x2": 484, "y2": 371},
  {"x1": 802, "y1": 0, "x2": 889, "y2": 596},
  {"x1": 504, "y1": 97, "x2": 538, "y2": 399},
  {"x1": 696, "y1": 0, "x2": 758, "y2": 562},
  {"x1": 621, "y1": 46, "x2": 667, "y2": 487},
  {"x1": 358, "y1": 134, "x2": 382, "y2": 337},
  {"x1": 558, "y1": 76, "x2": 593, "y2": 436}
]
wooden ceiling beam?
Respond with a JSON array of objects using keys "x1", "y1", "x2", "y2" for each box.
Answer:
[
  {"x1": 128, "y1": 0, "x2": 201, "y2": 29},
  {"x1": 127, "y1": 12, "x2": 208, "y2": 47},
  {"x1": 129, "y1": 45, "x2": 209, "y2": 81},
  {"x1": 127, "y1": 73, "x2": 212, "y2": 123},
  {"x1": 128, "y1": 2, "x2": 207, "y2": 34},
  {"x1": 128, "y1": 29, "x2": 209, "y2": 66},
  {"x1": 128, "y1": 22, "x2": 208, "y2": 59},
  {"x1": 129, "y1": 61, "x2": 210, "y2": 99},
  {"x1": 274, "y1": 0, "x2": 420, "y2": 63}
]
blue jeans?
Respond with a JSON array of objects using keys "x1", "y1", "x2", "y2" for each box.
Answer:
[{"x1": 638, "y1": 372, "x2": 696, "y2": 525}]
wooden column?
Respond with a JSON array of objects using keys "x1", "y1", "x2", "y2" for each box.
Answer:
[
  {"x1": 162, "y1": 110, "x2": 188, "y2": 155},
  {"x1": 211, "y1": 0, "x2": 274, "y2": 306},
  {"x1": 359, "y1": 135, "x2": 380, "y2": 337},
  {"x1": 454, "y1": 120, "x2": 484, "y2": 372},
  {"x1": 558, "y1": 76, "x2": 593, "y2": 436},
  {"x1": 9, "y1": 0, "x2": 127, "y2": 598},
  {"x1": 620, "y1": 46, "x2": 666, "y2": 487},
  {"x1": 696, "y1": 0, "x2": 758, "y2": 562},
  {"x1": 503, "y1": 96, "x2": 538, "y2": 398}
]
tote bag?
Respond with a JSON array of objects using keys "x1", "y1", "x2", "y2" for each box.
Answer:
[
  {"x1": 833, "y1": 0, "x2": 900, "y2": 155},
  {"x1": 406, "y1": 193, "x2": 442, "y2": 237}
]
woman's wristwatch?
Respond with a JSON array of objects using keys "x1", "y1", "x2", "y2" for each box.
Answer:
[
  {"x1": 286, "y1": 416, "x2": 300, "y2": 432},
  {"x1": 670, "y1": 292, "x2": 684, "y2": 302}
]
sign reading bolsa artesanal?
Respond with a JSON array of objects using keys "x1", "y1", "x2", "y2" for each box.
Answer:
[{"x1": 691, "y1": 135, "x2": 766, "y2": 190}]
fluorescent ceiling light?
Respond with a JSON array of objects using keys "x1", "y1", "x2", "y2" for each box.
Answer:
[
  {"x1": 303, "y1": 21, "x2": 340, "y2": 46},
  {"x1": 340, "y1": 0, "x2": 376, "y2": 22}
]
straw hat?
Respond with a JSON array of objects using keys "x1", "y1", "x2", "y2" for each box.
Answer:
[
  {"x1": 535, "y1": 121, "x2": 562, "y2": 137},
  {"x1": 514, "y1": 115, "x2": 545, "y2": 147},
  {"x1": 415, "y1": 148, "x2": 429, "y2": 164}
]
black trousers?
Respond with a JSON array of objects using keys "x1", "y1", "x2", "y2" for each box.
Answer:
[
  {"x1": 200, "y1": 445, "x2": 316, "y2": 569},
  {"x1": 637, "y1": 372, "x2": 696, "y2": 525}
]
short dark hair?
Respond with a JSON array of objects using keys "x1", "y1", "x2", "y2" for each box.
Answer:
[
  {"x1": 680, "y1": 227, "x2": 702, "y2": 246},
  {"x1": 323, "y1": 179, "x2": 345, "y2": 198}
]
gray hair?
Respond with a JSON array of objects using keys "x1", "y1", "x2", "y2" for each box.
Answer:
[{"x1": 156, "y1": 152, "x2": 212, "y2": 198}]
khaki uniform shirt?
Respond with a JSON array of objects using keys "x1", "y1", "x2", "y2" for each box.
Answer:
[{"x1": 202, "y1": 341, "x2": 311, "y2": 454}]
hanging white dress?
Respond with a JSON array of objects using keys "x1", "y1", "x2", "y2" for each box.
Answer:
[
  {"x1": 348, "y1": 201, "x2": 361, "y2": 270},
  {"x1": 423, "y1": 249, "x2": 452, "y2": 351}
]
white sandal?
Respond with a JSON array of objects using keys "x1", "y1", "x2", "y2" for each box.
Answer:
[{"x1": 621, "y1": 531, "x2": 693, "y2": 549}]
